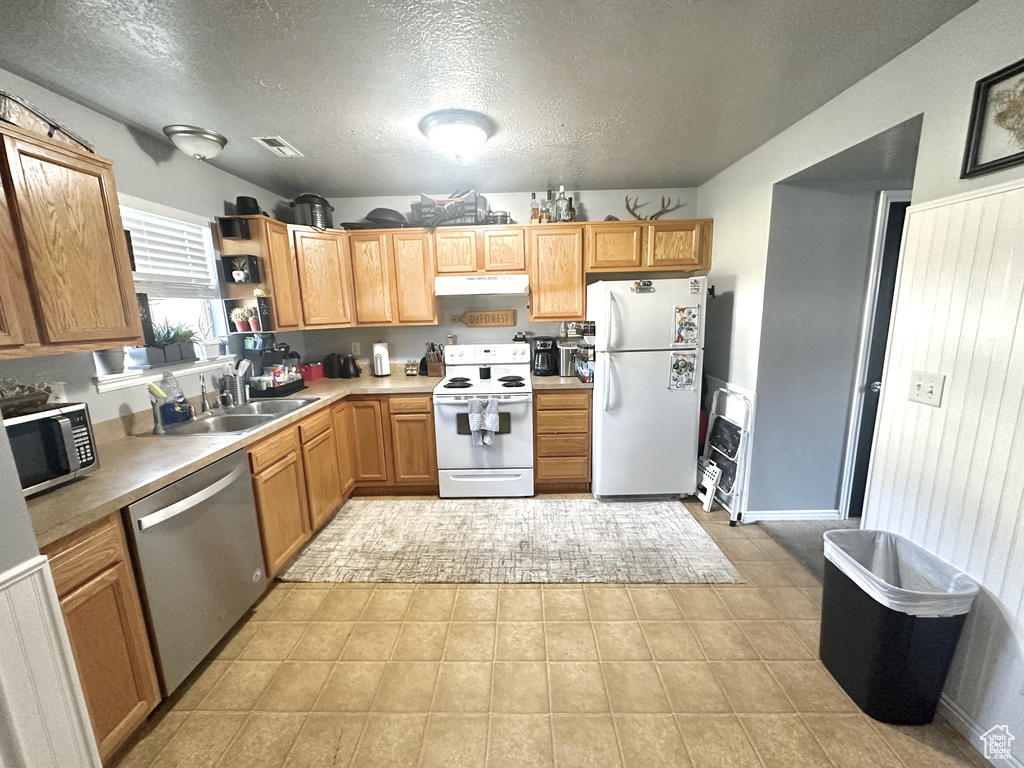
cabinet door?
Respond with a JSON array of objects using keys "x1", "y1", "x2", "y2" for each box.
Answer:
[
  {"x1": 266, "y1": 220, "x2": 303, "y2": 329},
  {"x1": 2, "y1": 135, "x2": 141, "y2": 344},
  {"x1": 390, "y1": 409, "x2": 438, "y2": 484},
  {"x1": 333, "y1": 402, "x2": 356, "y2": 495},
  {"x1": 301, "y1": 427, "x2": 344, "y2": 530},
  {"x1": 252, "y1": 451, "x2": 310, "y2": 577},
  {"x1": 0, "y1": 193, "x2": 26, "y2": 347},
  {"x1": 349, "y1": 233, "x2": 394, "y2": 324},
  {"x1": 349, "y1": 400, "x2": 389, "y2": 482},
  {"x1": 391, "y1": 231, "x2": 436, "y2": 324},
  {"x1": 644, "y1": 220, "x2": 705, "y2": 269},
  {"x1": 294, "y1": 229, "x2": 352, "y2": 326},
  {"x1": 585, "y1": 223, "x2": 643, "y2": 270},
  {"x1": 528, "y1": 225, "x2": 585, "y2": 320},
  {"x1": 434, "y1": 229, "x2": 478, "y2": 273},
  {"x1": 483, "y1": 228, "x2": 526, "y2": 272}
]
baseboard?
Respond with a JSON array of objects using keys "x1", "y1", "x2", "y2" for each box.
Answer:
[
  {"x1": 0, "y1": 555, "x2": 101, "y2": 767},
  {"x1": 741, "y1": 509, "x2": 842, "y2": 522},
  {"x1": 939, "y1": 694, "x2": 1014, "y2": 767}
]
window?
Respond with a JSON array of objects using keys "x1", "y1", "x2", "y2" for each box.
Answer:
[{"x1": 118, "y1": 195, "x2": 227, "y2": 339}]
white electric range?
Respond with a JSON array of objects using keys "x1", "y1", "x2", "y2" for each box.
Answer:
[{"x1": 432, "y1": 343, "x2": 534, "y2": 497}]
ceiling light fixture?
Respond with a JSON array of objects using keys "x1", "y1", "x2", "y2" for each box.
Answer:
[
  {"x1": 419, "y1": 110, "x2": 495, "y2": 160},
  {"x1": 162, "y1": 125, "x2": 227, "y2": 161}
]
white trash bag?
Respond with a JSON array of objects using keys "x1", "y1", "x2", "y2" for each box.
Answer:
[{"x1": 823, "y1": 530, "x2": 979, "y2": 618}]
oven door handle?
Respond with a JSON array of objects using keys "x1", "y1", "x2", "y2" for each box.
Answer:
[
  {"x1": 435, "y1": 396, "x2": 533, "y2": 405},
  {"x1": 136, "y1": 463, "x2": 247, "y2": 531},
  {"x1": 56, "y1": 416, "x2": 81, "y2": 473}
]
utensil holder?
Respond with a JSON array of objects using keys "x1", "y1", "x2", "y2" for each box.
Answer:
[{"x1": 427, "y1": 362, "x2": 445, "y2": 377}]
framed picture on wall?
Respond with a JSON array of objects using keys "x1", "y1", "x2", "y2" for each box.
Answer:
[{"x1": 962, "y1": 57, "x2": 1024, "y2": 178}]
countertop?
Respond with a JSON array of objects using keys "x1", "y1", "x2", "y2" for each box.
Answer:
[{"x1": 28, "y1": 373, "x2": 592, "y2": 549}]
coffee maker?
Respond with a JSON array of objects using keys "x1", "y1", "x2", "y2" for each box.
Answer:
[{"x1": 532, "y1": 336, "x2": 558, "y2": 376}]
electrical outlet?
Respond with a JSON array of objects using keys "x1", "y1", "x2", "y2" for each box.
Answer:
[
  {"x1": 909, "y1": 370, "x2": 945, "y2": 407},
  {"x1": 351, "y1": 342, "x2": 361, "y2": 357}
]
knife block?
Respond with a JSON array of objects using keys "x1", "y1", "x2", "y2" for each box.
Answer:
[{"x1": 427, "y1": 362, "x2": 445, "y2": 377}]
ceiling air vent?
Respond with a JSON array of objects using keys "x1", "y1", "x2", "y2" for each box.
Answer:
[{"x1": 251, "y1": 136, "x2": 303, "y2": 158}]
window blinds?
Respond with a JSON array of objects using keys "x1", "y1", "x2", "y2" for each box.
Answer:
[{"x1": 120, "y1": 206, "x2": 218, "y2": 299}]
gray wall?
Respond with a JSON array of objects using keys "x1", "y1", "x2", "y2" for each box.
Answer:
[
  {"x1": 746, "y1": 185, "x2": 878, "y2": 512},
  {"x1": 0, "y1": 431, "x2": 41, "y2": 570}
]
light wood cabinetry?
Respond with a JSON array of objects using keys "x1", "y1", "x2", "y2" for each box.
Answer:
[
  {"x1": 0, "y1": 123, "x2": 143, "y2": 358},
  {"x1": 249, "y1": 427, "x2": 310, "y2": 577},
  {"x1": 535, "y1": 390, "x2": 592, "y2": 487},
  {"x1": 349, "y1": 230, "x2": 437, "y2": 326},
  {"x1": 392, "y1": 231, "x2": 436, "y2": 323},
  {"x1": 644, "y1": 219, "x2": 712, "y2": 270},
  {"x1": 585, "y1": 223, "x2": 643, "y2": 270},
  {"x1": 388, "y1": 396, "x2": 437, "y2": 485},
  {"x1": 349, "y1": 399, "x2": 390, "y2": 482},
  {"x1": 43, "y1": 514, "x2": 160, "y2": 763},
  {"x1": 432, "y1": 226, "x2": 527, "y2": 274},
  {"x1": 483, "y1": 228, "x2": 526, "y2": 271},
  {"x1": 528, "y1": 225, "x2": 585, "y2": 321},
  {"x1": 333, "y1": 401, "x2": 356, "y2": 496},
  {"x1": 293, "y1": 229, "x2": 353, "y2": 327},
  {"x1": 299, "y1": 413, "x2": 344, "y2": 530},
  {"x1": 434, "y1": 229, "x2": 477, "y2": 273},
  {"x1": 218, "y1": 216, "x2": 303, "y2": 331},
  {"x1": 348, "y1": 232, "x2": 394, "y2": 324}
]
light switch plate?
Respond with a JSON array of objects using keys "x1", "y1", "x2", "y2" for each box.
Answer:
[
  {"x1": 909, "y1": 371, "x2": 945, "y2": 407},
  {"x1": 351, "y1": 342, "x2": 361, "y2": 356}
]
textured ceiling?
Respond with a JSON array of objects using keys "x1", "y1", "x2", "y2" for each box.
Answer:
[{"x1": 0, "y1": 0, "x2": 976, "y2": 199}]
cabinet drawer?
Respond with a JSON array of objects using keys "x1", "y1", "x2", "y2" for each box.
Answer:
[
  {"x1": 536, "y1": 391, "x2": 591, "y2": 410},
  {"x1": 249, "y1": 426, "x2": 300, "y2": 473},
  {"x1": 389, "y1": 396, "x2": 432, "y2": 414},
  {"x1": 298, "y1": 410, "x2": 331, "y2": 442},
  {"x1": 537, "y1": 434, "x2": 590, "y2": 458},
  {"x1": 47, "y1": 515, "x2": 124, "y2": 598},
  {"x1": 536, "y1": 409, "x2": 589, "y2": 434},
  {"x1": 537, "y1": 456, "x2": 590, "y2": 481}
]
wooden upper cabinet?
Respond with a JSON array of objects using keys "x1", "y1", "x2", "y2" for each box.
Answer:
[
  {"x1": 1, "y1": 132, "x2": 141, "y2": 345},
  {"x1": 294, "y1": 229, "x2": 352, "y2": 326},
  {"x1": 483, "y1": 228, "x2": 526, "y2": 271},
  {"x1": 528, "y1": 225, "x2": 585, "y2": 321},
  {"x1": 434, "y1": 229, "x2": 477, "y2": 273},
  {"x1": 391, "y1": 231, "x2": 436, "y2": 324},
  {"x1": 265, "y1": 220, "x2": 303, "y2": 329},
  {"x1": 585, "y1": 223, "x2": 643, "y2": 271},
  {"x1": 0, "y1": 190, "x2": 26, "y2": 348},
  {"x1": 349, "y1": 232, "x2": 394, "y2": 324},
  {"x1": 644, "y1": 220, "x2": 711, "y2": 270}
]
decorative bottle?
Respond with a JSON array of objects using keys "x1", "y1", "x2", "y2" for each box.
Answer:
[
  {"x1": 567, "y1": 197, "x2": 576, "y2": 222},
  {"x1": 555, "y1": 186, "x2": 569, "y2": 222},
  {"x1": 529, "y1": 193, "x2": 540, "y2": 223}
]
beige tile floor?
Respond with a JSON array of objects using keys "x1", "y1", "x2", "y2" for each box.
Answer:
[{"x1": 112, "y1": 507, "x2": 988, "y2": 768}]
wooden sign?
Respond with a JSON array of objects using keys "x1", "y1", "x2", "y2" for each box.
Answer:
[{"x1": 451, "y1": 309, "x2": 516, "y2": 327}]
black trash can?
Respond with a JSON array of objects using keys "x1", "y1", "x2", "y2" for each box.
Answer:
[{"x1": 819, "y1": 530, "x2": 979, "y2": 725}]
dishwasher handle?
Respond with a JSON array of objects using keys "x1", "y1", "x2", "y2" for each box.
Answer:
[{"x1": 136, "y1": 463, "x2": 248, "y2": 531}]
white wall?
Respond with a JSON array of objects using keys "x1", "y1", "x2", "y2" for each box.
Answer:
[
  {"x1": 696, "y1": 0, "x2": 1024, "y2": 390},
  {"x1": 0, "y1": 432, "x2": 40, "y2": 569},
  {"x1": 865, "y1": 179, "x2": 1024, "y2": 759}
]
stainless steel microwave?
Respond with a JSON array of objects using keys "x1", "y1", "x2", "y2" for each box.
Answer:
[{"x1": 5, "y1": 403, "x2": 98, "y2": 497}]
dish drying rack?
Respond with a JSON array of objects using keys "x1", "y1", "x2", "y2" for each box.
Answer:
[{"x1": 702, "y1": 388, "x2": 753, "y2": 525}]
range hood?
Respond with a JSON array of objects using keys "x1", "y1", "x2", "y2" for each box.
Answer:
[{"x1": 433, "y1": 274, "x2": 530, "y2": 296}]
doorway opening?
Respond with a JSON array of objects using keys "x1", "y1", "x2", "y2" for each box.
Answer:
[{"x1": 840, "y1": 191, "x2": 911, "y2": 518}]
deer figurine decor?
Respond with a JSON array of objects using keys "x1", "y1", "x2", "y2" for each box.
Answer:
[{"x1": 625, "y1": 195, "x2": 684, "y2": 220}]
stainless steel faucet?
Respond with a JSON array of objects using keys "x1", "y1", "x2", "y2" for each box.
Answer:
[{"x1": 200, "y1": 374, "x2": 213, "y2": 412}]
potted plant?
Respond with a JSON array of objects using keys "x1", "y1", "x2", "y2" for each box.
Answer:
[
  {"x1": 230, "y1": 306, "x2": 249, "y2": 333},
  {"x1": 171, "y1": 323, "x2": 198, "y2": 361},
  {"x1": 230, "y1": 256, "x2": 250, "y2": 283},
  {"x1": 153, "y1": 323, "x2": 182, "y2": 362},
  {"x1": 244, "y1": 306, "x2": 261, "y2": 332}
]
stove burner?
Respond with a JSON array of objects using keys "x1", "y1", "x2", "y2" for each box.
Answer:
[
  {"x1": 498, "y1": 375, "x2": 525, "y2": 382},
  {"x1": 444, "y1": 381, "x2": 473, "y2": 389},
  {"x1": 449, "y1": 377, "x2": 470, "y2": 383},
  {"x1": 502, "y1": 381, "x2": 526, "y2": 388}
]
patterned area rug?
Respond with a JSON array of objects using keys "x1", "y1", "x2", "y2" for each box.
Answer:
[{"x1": 280, "y1": 498, "x2": 741, "y2": 584}]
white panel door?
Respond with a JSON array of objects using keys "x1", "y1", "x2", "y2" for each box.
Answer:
[
  {"x1": 592, "y1": 349, "x2": 701, "y2": 496},
  {"x1": 588, "y1": 277, "x2": 706, "y2": 352}
]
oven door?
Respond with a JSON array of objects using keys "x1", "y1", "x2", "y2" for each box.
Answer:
[{"x1": 432, "y1": 394, "x2": 534, "y2": 470}]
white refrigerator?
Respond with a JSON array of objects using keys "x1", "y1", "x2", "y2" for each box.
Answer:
[{"x1": 586, "y1": 277, "x2": 706, "y2": 497}]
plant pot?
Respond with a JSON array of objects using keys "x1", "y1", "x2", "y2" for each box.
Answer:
[
  {"x1": 199, "y1": 342, "x2": 221, "y2": 360},
  {"x1": 126, "y1": 346, "x2": 165, "y2": 368},
  {"x1": 179, "y1": 342, "x2": 198, "y2": 362},
  {"x1": 92, "y1": 347, "x2": 126, "y2": 375},
  {"x1": 246, "y1": 318, "x2": 261, "y2": 332},
  {"x1": 233, "y1": 320, "x2": 248, "y2": 333},
  {"x1": 231, "y1": 270, "x2": 249, "y2": 282},
  {"x1": 163, "y1": 344, "x2": 183, "y2": 363}
]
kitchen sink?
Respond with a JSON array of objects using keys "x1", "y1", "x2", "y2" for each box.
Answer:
[
  {"x1": 161, "y1": 413, "x2": 279, "y2": 436},
  {"x1": 222, "y1": 398, "x2": 319, "y2": 416}
]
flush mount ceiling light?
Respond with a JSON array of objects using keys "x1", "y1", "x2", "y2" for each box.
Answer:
[
  {"x1": 162, "y1": 125, "x2": 227, "y2": 161},
  {"x1": 419, "y1": 110, "x2": 495, "y2": 160}
]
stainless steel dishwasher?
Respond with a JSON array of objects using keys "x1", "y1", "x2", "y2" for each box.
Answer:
[{"x1": 125, "y1": 450, "x2": 266, "y2": 695}]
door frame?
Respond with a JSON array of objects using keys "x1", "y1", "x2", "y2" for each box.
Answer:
[{"x1": 838, "y1": 189, "x2": 912, "y2": 519}]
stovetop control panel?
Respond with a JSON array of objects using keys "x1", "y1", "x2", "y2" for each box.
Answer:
[{"x1": 444, "y1": 343, "x2": 530, "y2": 365}]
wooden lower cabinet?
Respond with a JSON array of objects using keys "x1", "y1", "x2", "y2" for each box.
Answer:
[
  {"x1": 534, "y1": 390, "x2": 593, "y2": 486},
  {"x1": 250, "y1": 434, "x2": 311, "y2": 578},
  {"x1": 44, "y1": 514, "x2": 160, "y2": 763},
  {"x1": 333, "y1": 401, "x2": 357, "y2": 495},
  {"x1": 388, "y1": 397, "x2": 437, "y2": 484},
  {"x1": 301, "y1": 426, "x2": 344, "y2": 530},
  {"x1": 349, "y1": 399, "x2": 389, "y2": 482}
]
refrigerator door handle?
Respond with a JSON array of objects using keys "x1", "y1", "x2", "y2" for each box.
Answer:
[
  {"x1": 603, "y1": 354, "x2": 614, "y2": 412},
  {"x1": 602, "y1": 293, "x2": 613, "y2": 351}
]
